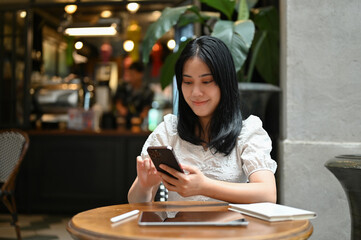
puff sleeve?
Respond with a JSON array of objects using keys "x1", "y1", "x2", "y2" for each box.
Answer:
[{"x1": 237, "y1": 115, "x2": 277, "y2": 180}]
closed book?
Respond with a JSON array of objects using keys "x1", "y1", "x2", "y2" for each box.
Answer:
[{"x1": 229, "y1": 202, "x2": 317, "y2": 222}]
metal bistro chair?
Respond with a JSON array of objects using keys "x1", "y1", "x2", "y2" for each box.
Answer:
[{"x1": 0, "y1": 129, "x2": 29, "y2": 240}]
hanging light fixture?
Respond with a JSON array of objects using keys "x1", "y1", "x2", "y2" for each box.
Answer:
[
  {"x1": 167, "y1": 39, "x2": 176, "y2": 50},
  {"x1": 65, "y1": 25, "x2": 117, "y2": 36},
  {"x1": 64, "y1": 5, "x2": 77, "y2": 15},
  {"x1": 19, "y1": 10, "x2": 27, "y2": 18},
  {"x1": 101, "y1": 10, "x2": 112, "y2": 18},
  {"x1": 123, "y1": 40, "x2": 135, "y2": 52},
  {"x1": 74, "y1": 41, "x2": 83, "y2": 50},
  {"x1": 127, "y1": 2, "x2": 140, "y2": 13}
]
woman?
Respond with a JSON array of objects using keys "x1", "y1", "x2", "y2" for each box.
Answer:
[{"x1": 128, "y1": 36, "x2": 277, "y2": 203}]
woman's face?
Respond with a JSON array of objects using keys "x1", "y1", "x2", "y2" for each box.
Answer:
[{"x1": 181, "y1": 57, "x2": 221, "y2": 125}]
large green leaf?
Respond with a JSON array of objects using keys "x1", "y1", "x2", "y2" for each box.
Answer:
[
  {"x1": 178, "y1": 13, "x2": 202, "y2": 28},
  {"x1": 247, "y1": 30, "x2": 267, "y2": 82},
  {"x1": 142, "y1": 6, "x2": 197, "y2": 64},
  {"x1": 251, "y1": 6, "x2": 279, "y2": 85},
  {"x1": 246, "y1": 0, "x2": 259, "y2": 9},
  {"x1": 159, "y1": 39, "x2": 192, "y2": 89},
  {"x1": 237, "y1": 0, "x2": 249, "y2": 20},
  {"x1": 211, "y1": 20, "x2": 255, "y2": 73},
  {"x1": 177, "y1": 9, "x2": 210, "y2": 28},
  {"x1": 200, "y1": 0, "x2": 235, "y2": 20}
]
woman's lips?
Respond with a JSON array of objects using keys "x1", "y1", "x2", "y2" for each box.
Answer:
[{"x1": 192, "y1": 100, "x2": 208, "y2": 106}]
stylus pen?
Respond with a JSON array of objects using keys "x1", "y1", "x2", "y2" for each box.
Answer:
[{"x1": 110, "y1": 210, "x2": 140, "y2": 223}]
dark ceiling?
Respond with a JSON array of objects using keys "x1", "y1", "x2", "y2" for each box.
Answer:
[
  {"x1": 28, "y1": 0, "x2": 189, "y2": 55},
  {"x1": 33, "y1": 0, "x2": 187, "y2": 33},
  {"x1": 34, "y1": 1, "x2": 185, "y2": 25}
]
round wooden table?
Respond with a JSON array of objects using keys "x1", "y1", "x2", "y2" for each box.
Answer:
[{"x1": 67, "y1": 201, "x2": 313, "y2": 240}]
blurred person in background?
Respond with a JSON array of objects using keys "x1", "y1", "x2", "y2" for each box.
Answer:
[{"x1": 114, "y1": 61, "x2": 154, "y2": 129}]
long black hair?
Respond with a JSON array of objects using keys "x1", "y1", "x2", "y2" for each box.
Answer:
[{"x1": 175, "y1": 36, "x2": 243, "y2": 156}]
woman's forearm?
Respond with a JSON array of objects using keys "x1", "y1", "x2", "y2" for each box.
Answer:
[
  {"x1": 127, "y1": 178, "x2": 157, "y2": 203},
  {"x1": 201, "y1": 171, "x2": 276, "y2": 203}
]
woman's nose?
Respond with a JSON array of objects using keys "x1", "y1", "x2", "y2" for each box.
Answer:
[{"x1": 192, "y1": 84, "x2": 203, "y2": 96}]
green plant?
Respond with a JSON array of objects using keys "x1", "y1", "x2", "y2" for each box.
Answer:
[
  {"x1": 247, "y1": 4, "x2": 279, "y2": 85},
  {"x1": 142, "y1": 0, "x2": 279, "y2": 89}
]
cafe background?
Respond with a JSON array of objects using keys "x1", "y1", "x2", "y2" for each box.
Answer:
[{"x1": 0, "y1": 1, "x2": 361, "y2": 240}]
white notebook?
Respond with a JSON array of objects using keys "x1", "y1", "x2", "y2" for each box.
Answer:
[{"x1": 228, "y1": 202, "x2": 317, "y2": 222}]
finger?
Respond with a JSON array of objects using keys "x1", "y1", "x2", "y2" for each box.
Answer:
[
  {"x1": 158, "y1": 171, "x2": 178, "y2": 186},
  {"x1": 143, "y1": 159, "x2": 157, "y2": 174},
  {"x1": 162, "y1": 178, "x2": 176, "y2": 190},
  {"x1": 136, "y1": 156, "x2": 143, "y2": 164},
  {"x1": 149, "y1": 159, "x2": 156, "y2": 168},
  {"x1": 159, "y1": 164, "x2": 183, "y2": 178},
  {"x1": 148, "y1": 159, "x2": 158, "y2": 173},
  {"x1": 136, "y1": 156, "x2": 144, "y2": 169},
  {"x1": 143, "y1": 158, "x2": 151, "y2": 169},
  {"x1": 180, "y1": 164, "x2": 198, "y2": 174}
]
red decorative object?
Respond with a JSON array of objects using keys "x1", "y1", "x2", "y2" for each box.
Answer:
[
  {"x1": 100, "y1": 42, "x2": 113, "y2": 62},
  {"x1": 151, "y1": 42, "x2": 163, "y2": 78}
]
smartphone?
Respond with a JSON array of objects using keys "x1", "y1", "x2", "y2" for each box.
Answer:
[{"x1": 147, "y1": 146, "x2": 184, "y2": 178}]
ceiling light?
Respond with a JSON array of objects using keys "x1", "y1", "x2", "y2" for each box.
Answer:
[
  {"x1": 65, "y1": 5, "x2": 77, "y2": 15},
  {"x1": 151, "y1": 11, "x2": 161, "y2": 21},
  {"x1": 123, "y1": 40, "x2": 135, "y2": 52},
  {"x1": 75, "y1": 41, "x2": 83, "y2": 50},
  {"x1": 19, "y1": 10, "x2": 27, "y2": 18},
  {"x1": 101, "y1": 10, "x2": 112, "y2": 18},
  {"x1": 127, "y1": 2, "x2": 140, "y2": 13},
  {"x1": 167, "y1": 39, "x2": 176, "y2": 50},
  {"x1": 64, "y1": 26, "x2": 117, "y2": 36}
]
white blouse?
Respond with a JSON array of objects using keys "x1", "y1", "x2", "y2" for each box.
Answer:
[{"x1": 140, "y1": 114, "x2": 277, "y2": 202}]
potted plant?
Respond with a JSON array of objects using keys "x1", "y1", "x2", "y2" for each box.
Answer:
[{"x1": 142, "y1": 0, "x2": 280, "y2": 121}]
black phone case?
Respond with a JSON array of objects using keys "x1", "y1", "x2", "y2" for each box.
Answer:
[{"x1": 147, "y1": 146, "x2": 183, "y2": 177}]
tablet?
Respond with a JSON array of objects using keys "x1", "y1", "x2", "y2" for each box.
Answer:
[{"x1": 138, "y1": 211, "x2": 248, "y2": 226}]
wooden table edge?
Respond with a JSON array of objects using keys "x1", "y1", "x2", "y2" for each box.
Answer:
[{"x1": 66, "y1": 202, "x2": 314, "y2": 240}]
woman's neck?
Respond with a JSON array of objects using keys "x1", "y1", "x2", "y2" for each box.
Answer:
[{"x1": 198, "y1": 117, "x2": 211, "y2": 144}]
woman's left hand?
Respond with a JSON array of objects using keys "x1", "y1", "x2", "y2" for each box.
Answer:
[{"x1": 158, "y1": 164, "x2": 206, "y2": 197}]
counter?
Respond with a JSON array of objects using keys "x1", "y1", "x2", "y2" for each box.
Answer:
[{"x1": 15, "y1": 129, "x2": 150, "y2": 214}]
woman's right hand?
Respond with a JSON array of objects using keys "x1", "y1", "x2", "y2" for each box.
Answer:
[{"x1": 136, "y1": 156, "x2": 161, "y2": 190}]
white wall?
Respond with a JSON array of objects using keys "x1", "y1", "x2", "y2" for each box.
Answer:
[{"x1": 279, "y1": 0, "x2": 361, "y2": 239}]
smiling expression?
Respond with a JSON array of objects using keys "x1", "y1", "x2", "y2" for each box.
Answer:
[{"x1": 181, "y1": 57, "x2": 221, "y2": 126}]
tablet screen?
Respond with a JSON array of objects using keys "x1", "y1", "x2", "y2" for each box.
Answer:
[{"x1": 138, "y1": 211, "x2": 248, "y2": 226}]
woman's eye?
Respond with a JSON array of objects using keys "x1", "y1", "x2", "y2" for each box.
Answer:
[
  {"x1": 203, "y1": 80, "x2": 214, "y2": 84},
  {"x1": 183, "y1": 80, "x2": 192, "y2": 85}
]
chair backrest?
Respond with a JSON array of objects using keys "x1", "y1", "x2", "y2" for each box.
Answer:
[{"x1": 0, "y1": 129, "x2": 29, "y2": 192}]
